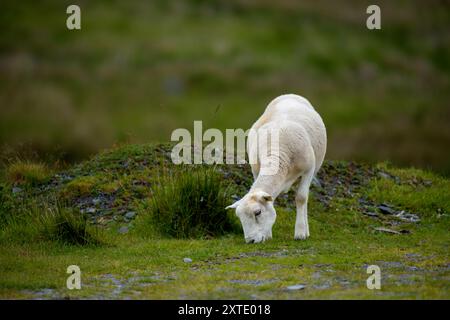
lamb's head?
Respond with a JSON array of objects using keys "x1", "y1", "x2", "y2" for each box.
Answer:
[{"x1": 226, "y1": 190, "x2": 276, "y2": 243}]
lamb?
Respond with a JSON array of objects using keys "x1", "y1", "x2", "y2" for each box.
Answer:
[{"x1": 226, "y1": 94, "x2": 327, "y2": 243}]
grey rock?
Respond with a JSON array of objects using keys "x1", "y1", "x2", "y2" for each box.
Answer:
[
  {"x1": 183, "y1": 257, "x2": 193, "y2": 263},
  {"x1": 286, "y1": 284, "x2": 306, "y2": 291},
  {"x1": 314, "y1": 263, "x2": 332, "y2": 268},
  {"x1": 313, "y1": 283, "x2": 331, "y2": 290},
  {"x1": 337, "y1": 279, "x2": 351, "y2": 286},
  {"x1": 86, "y1": 207, "x2": 96, "y2": 214},
  {"x1": 363, "y1": 211, "x2": 378, "y2": 217},
  {"x1": 407, "y1": 266, "x2": 421, "y2": 272},
  {"x1": 378, "y1": 204, "x2": 396, "y2": 215},
  {"x1": 12, "y1": 187, "x2": 22, "y2": 194},
  {"x1": 101, "y1": 274, "x2": 124, "y2": 297},
  {"x1": 379, "y1": 261, "x2": 403, "y2": 268},
  {"x1": 125, "y1": 211, "x2": 136, "y2": 220},
  {"x1": 374, "y1": 227, "x2": 401, "y2": 234},
  {"x1": 118, "y1": 226, "x2": 129, "y2": 234},
  {"x1": 378, "y1": 172, "x2": 392, "y2": 180},
  {"x1": 229, "y1": 279, "x2": 277, "y2": 286},
  {"x1": 29, "y1": 288, "x2": 58, "y2": 299},
  {"x1": 396, "y1": 211, "x2": 420, "y2": 223}
]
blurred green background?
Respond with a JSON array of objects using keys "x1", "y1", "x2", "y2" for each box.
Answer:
[{"x1": 0, "y1": 0, "x2": 449, "y2": 174}]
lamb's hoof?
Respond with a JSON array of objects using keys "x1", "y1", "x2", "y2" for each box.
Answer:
[{"x1": 294, "y1": 233, "x2": 309, "y2": 240}]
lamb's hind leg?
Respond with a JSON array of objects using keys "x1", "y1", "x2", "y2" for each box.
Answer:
[{"x1": 294, "y1": 167, "x2": 315, "y2": 240}]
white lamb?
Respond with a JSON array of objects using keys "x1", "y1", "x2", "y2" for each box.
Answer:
[{"x1": 226, "y1": 94, "x2": 327, "y2": 243}]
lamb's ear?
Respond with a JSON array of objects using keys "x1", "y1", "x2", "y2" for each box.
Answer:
[
  {"x1": 225, "y1": 200, "x2": 241, "y2": 210},
  {"x1": 255, "y1": 191, "x2": 273, "y2": 203}
]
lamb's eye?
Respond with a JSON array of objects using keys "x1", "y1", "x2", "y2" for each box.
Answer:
[{"x1": 254, "y1": 210, "x2": 261, "y2": 217}]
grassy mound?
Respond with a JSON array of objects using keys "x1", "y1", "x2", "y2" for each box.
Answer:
[{"x1": 1, "y1": 143, "x2": 447, "y2": 241}]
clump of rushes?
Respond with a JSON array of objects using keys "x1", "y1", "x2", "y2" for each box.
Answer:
[
  {"x1": 41, "y1": 205, "x2": 103, "y2": 246},
  {"x1": 5, "y1": 161, "x2": 51, "y2": 186},
  {"x1": 138, "y1": 167, "x2": 240, "y2": 239},
  {"x1": 0, "y1": 201, "x2": 104, "y2": 246}
]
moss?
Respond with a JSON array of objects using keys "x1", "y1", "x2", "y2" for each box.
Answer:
[
  {"x1": 98, "y1": 180, "x2": 121, "y2": 194},
  {"x1": 60, "y1": 176, "x2": 100, "y2": 199}
]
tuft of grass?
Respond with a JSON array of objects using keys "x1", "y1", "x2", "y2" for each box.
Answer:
[
  {"x1": 5, "y1": 161, "x2": 51, "y2": 186},
  {"x1": 0, "y1": 201, "x2": 104, "y2": 246},
  {"x1": 40, "y1": 206, "x2": 103, "y2": 246},
  {"x1": 137, "y1": 167, "x2": 240, "y2": 239}
]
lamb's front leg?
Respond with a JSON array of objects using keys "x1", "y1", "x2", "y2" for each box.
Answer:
[
  {"x1": 294, "y1": 195, "x2": 308, "y2": 240},
  {"x1": 294, "y1": 169, "x2": 314, "y2": 240}
]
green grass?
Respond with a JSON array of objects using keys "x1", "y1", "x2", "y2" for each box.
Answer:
[
  {"x1": 0, "y1": 206, "x2": 448, "y2": 299},
  {"x1": 0, "y1": 143, "x2": 448, "y2": 299}
]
